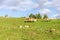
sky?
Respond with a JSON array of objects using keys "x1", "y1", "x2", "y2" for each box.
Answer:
[{"x1": 0, "y1": 0, "x2": 60, "y2": 18}]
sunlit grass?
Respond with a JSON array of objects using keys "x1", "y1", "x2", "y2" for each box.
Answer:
[{"x1": 0, "y1": 18, "x2": 60, "y2": 40}]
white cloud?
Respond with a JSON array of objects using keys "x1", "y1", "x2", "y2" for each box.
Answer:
[
  {"x1": 40, "y1": 9, "x2": 51, "y2": 14},
  {"x1": 55, "y1": 6, "x2": 60, "y2": 11},
  {"x1": 0, "y1": 0, "x2": 40, "y2": 11},
  {"x1": 53, "y1": 14, "x2": 60, "y2": 18},
  {"x1": 44, "y1": 2, "x2": 53, "y2": 7},
  {"x1": 0, "y1": 0, "x2": 60, "y2": 12},
  {"x1": 39, "y1": 0, "x2": 60, "y2": 11},
  {"x1": 52, "y1": 0, "x2": 60, "y2": 11}
]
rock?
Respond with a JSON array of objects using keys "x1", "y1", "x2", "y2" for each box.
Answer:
[
  {"x1": 25, "y1": 25, "x2": 29, "y2": 28},
  {"x1": 19, "y1": 25, "x2": 23, "y2": 29}
]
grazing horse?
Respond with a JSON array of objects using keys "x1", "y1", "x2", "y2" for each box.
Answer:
[{"x1": 24, "y1": 18, "x2": 37, "y2": 23}]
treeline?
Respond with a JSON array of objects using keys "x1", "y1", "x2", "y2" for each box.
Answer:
[
  {"x1": 29, "y1": 13, "x2": 48, "y2": 19},
  {"x1": 0, "y1": 13, "x2": 48, "y2": 19}
]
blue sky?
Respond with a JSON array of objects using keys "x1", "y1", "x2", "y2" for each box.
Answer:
[{"x1": 0, "y1": 0, "x2": 60, "y2": 18}]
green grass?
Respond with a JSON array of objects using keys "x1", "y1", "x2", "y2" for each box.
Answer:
[{"x1": 0, "y1": 17, "x2": 60, "y2": 40}]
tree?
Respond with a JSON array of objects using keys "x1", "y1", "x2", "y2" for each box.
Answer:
[
  {"x1": 43, "y1": 14, "x2": 48, "y2": 19},
  {"x1": 36, "y1": 13, "x2": 42, "y2": 19},
  {"x1": 29, "y1": 13, "x2": 36, "y2": 18},
  {"x1": 5, "y1": 14, "x2": 8, "y2": 18}
]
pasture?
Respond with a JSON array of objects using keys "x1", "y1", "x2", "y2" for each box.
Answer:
[{"x1": 0, "y1": 17, "x2": 60, "y2": 40}]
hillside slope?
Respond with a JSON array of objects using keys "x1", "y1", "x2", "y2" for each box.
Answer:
[{"x1": 0, "y1": 18, "x2": 60, "y2": 40}]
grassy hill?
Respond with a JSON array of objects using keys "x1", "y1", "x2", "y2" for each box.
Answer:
[{"x1": 0, "y1": 17, "x2": 60, "y2": 40}]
